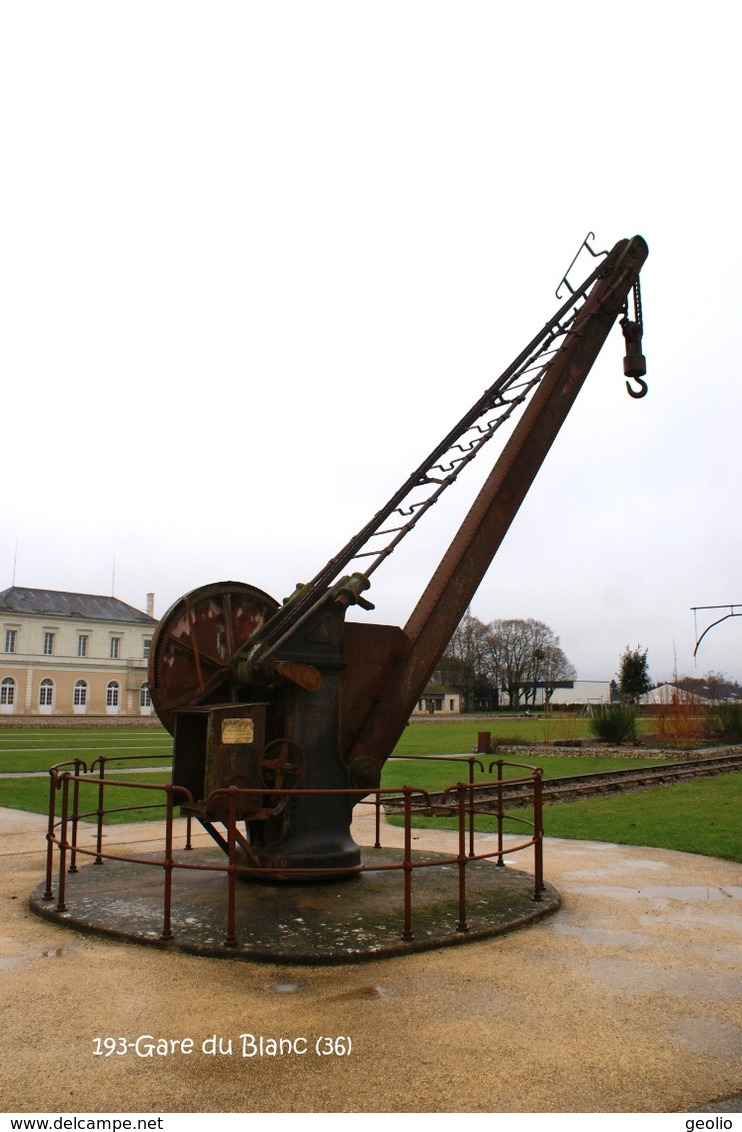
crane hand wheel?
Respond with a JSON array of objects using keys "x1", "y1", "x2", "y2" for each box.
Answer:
[
  {"x1": 147, "y1": 580, "x2": 280, "y2": 735},
  {"x1": 259, "y1": 738, "x2": 306, "y2": 792}
]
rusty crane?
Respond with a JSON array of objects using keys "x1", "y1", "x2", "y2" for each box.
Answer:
[{"x1": 148, "y1": 233, "x2": 649, "y2": 879}]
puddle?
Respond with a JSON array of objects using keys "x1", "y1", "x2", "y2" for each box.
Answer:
[
  {"x1": 569, "y1": 884, "x2": 737, "y2": 903},
  {"x1": 0, "y1": 947, "x2": 68, "y2": 969},
  {"x1": 648, "y1": 909, "x2": 742, "y2": 934},
  {"x1": 581, "y1": 956, "x2": 742, "y2": 1000},
  {"x1": 673, "y1": 1017, "x2": 742, "y2": 1057},
  {"x1": 271, "y1": 981, "x2": 302, "y2": 994},
  {"x1": 569, "y1": 859, "x2": 670, "y2": 880},
  {"x1": 0, "y1": 956, "x2": 25, "y2": 970},
  {"x1": 325, "y1": 985, "x2": 389, "y2": 1002},
  {"x1": 550, "y1": 922, "x2": 654, "y2": 948}
]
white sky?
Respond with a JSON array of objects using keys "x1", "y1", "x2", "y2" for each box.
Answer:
[{"x1": 2, "y1": 1, "x2": 741, "y2": 686}]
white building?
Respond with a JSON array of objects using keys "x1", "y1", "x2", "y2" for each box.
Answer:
[
  {"x1": 412, "y1": 690, "x2": 462, "y2": 715},
  {"x1": 640, "y1": 683, "x2": 712, "y2": 706},
  {"x1": 0, "y1": 587, "x2": 158, "y2": 718},
  {"x1": 502, "y1": 680, "x2": 611, "y2": 707},
  {"x1": 545, "y1": 680, "x2": 611, "y2": 707}
]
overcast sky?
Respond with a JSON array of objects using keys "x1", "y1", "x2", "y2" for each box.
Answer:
[{"x1": 2, "y1": 2, "x2": 741, "y2": 686}]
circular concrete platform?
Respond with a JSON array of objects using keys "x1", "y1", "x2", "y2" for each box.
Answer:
[{"x1": 30, "y1": 846, "x2": 559, "y2": 963}]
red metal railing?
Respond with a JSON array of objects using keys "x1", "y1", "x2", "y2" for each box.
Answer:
[{"x1": 42, "y1": 756, "x2": 545, "y2": 948}]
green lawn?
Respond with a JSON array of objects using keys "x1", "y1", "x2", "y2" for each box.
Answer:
[
  {"x1": 1, "y1": 723, "x2": 739, "y2": 862},
  {"x1": 391, "y1": 775, "x2": 742, "y2": 863},
  {"x1": 393, "y1": 717, "x2": 579, "y2": 753},
  {"x1": 0, "y1": 772, "x2": 173, "y2": 824},
  {"x1": 0, "y1": 726, "x2": 174, "y2": 823},
  {"x1": 0, "y1": 727, "x2": 172, "y2": 773},
  {"x1": 0, "y1": 751, "x2": 676, "y2": 822},
  {"x1": 392, "y1": 715, "x2": 653, "y2": 754},
  {"x1": 0, "y1": 723, "x2": 668, "y2": 821},
  {"x1": 544, "y1": 775, "x2": 742, "y2": 860},
  {"x1": 381, "y1": 753, "x2": 672, "y2": 793}
]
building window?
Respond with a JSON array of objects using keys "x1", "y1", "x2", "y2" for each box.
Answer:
[
  {"x1": 43, "y1": 632, "x2": 55, "y2": 656},
  {"x1": 1, "y1": 677, "x2": 15, "y2": 705},
  {"x1": 4, "y1": 629, "x2": 16, "y2": 654},
  {"x1": 110, "y1": 637, "x2": 120, "y2": 659},
  {"x1": 140, "y1": 682, "x2": 151, "y2": 708},
  {"x1": 77, "y1": 635, "x2": 88, "y2": 658},
  {"x1": 73, "y1": 680, "x2": 87, "y2": 707},
  {"x1": 39, "y1": 679, "x2": 54, "y2": 707},
  {"x1": 106, "y1": 681, "x2": 119, "y2": 707},
  {"x1": 143, "y1": 638, "x2": 151, "y2": 660}
]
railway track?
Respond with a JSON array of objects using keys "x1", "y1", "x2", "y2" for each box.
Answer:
[{"x1": 385, "y1": 751, "x2": 742, "y2": 812}]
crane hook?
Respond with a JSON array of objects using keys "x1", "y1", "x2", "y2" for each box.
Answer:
[
  {"x1": 621, "y1": 279, "x2": 648, "y2": 398},
  {"x1": 620, "y1": 314, "x2": 648, "y2": 399},
  {"x1": 626, "y1": 373, "x2": 648, "y2": 399}
]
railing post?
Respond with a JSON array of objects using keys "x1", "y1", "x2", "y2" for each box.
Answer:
[
  {"x1": 43, "y1": 768, "x2": 59, "y2": 901},
  {"x1": 496, "y1": 758, "x2": 505, "y2": 866},
  {"x1": 456, "y1": 785, "x2": 468, "y2": 932},
  {"x1": 533, "y1": 768, "x2": 544, "y2": 901},
  {"x1": 68, "y1": 759, "x2": 84, "y2": 874},
  {"x1": 374, "y1": 789, "x2": 382, "y2": 849},
  {"x1": 56, "y1": 774, "x2": 70, "y2": 913},
  {"x1": 95, "y1": 757, "x2": 106, "y2": 864},
  {"x1": 224, "y1": 789, "x2": 238, "y2": 946},
  {"x1": 467, "y1": 757, "x2": 476, "y2": 858},
  {"x1": 161, "y1": 785, "x2": 175, "y2": 941},
  {"x1": 401, "y1": 786, "x2": 413, "y2": 940}
]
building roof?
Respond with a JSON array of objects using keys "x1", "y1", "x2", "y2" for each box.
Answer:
[
  {"x1": 0, "y1": 586, "x2": 157, "y2": 625},
  {"x1": 640, "y1": 682, "x2": 713, "y2": 705}
]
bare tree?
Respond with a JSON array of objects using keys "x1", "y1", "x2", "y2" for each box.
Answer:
[
  {"x1": 441, "y1": 613, "x2": 576, "y2": 711},
  {"x1": 437, "y1": 610, "x2": 489, "y2": 709},
  {"x1": 482, "y1": 618, "x2": 575, "y2": 708},
  {"x1": 676, "y1": 671, "x2": 739, "y2": 703},
  {"x1": 540, "y1": 641, "x2": 577, "y2": 704},
  {"x1": 482, "y1": 619, "x2": 533, "y2": 708}
]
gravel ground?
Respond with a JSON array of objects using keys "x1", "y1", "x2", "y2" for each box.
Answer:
[{"x1": 1, "y1": 806, "x2": 741, "y2": 1115}]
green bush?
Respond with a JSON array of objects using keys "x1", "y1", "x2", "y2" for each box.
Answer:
[
  {"x1": 706, "y1": 700, "x2": 742, "y2": 742},
  {"x1": 588, "y1": 704, "x2": 637, "y2": 744}
]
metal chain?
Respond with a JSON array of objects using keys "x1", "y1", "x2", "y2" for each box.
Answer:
[{"x1": 632, "y1": 278, "x2": 643, "y2": 335}]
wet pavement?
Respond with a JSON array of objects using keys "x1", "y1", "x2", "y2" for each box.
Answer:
[{"x1": 1, "y1": 806, "x2": 741, "y2": 1114}]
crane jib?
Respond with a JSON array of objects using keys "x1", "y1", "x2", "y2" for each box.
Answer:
[
  {"x1": 147, "y1": 234, "x2": 648, "y2": 878},
  {"x1": 248, "y1": 236, "x2": 647, "y2": 664}
]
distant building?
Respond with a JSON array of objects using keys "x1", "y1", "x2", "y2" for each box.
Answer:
[
  {"x1": 0, "y1": 587, "x2": 157, "y2": 718},
  {"x1": 640, "y1": 683, "x2": 712, "y2": 706},
  {"x1": 411, "y1": 681, "x2": 611, "y2": 714},
  {"x1": 412, "y1": 690, "x2": 462, "y2": 715},
  {"x1": 502, "y1": 680, "x2": 611, "y2": 707},
  {"x1": 541, "y1": 680, "x2": 611, "y2": 707}
]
